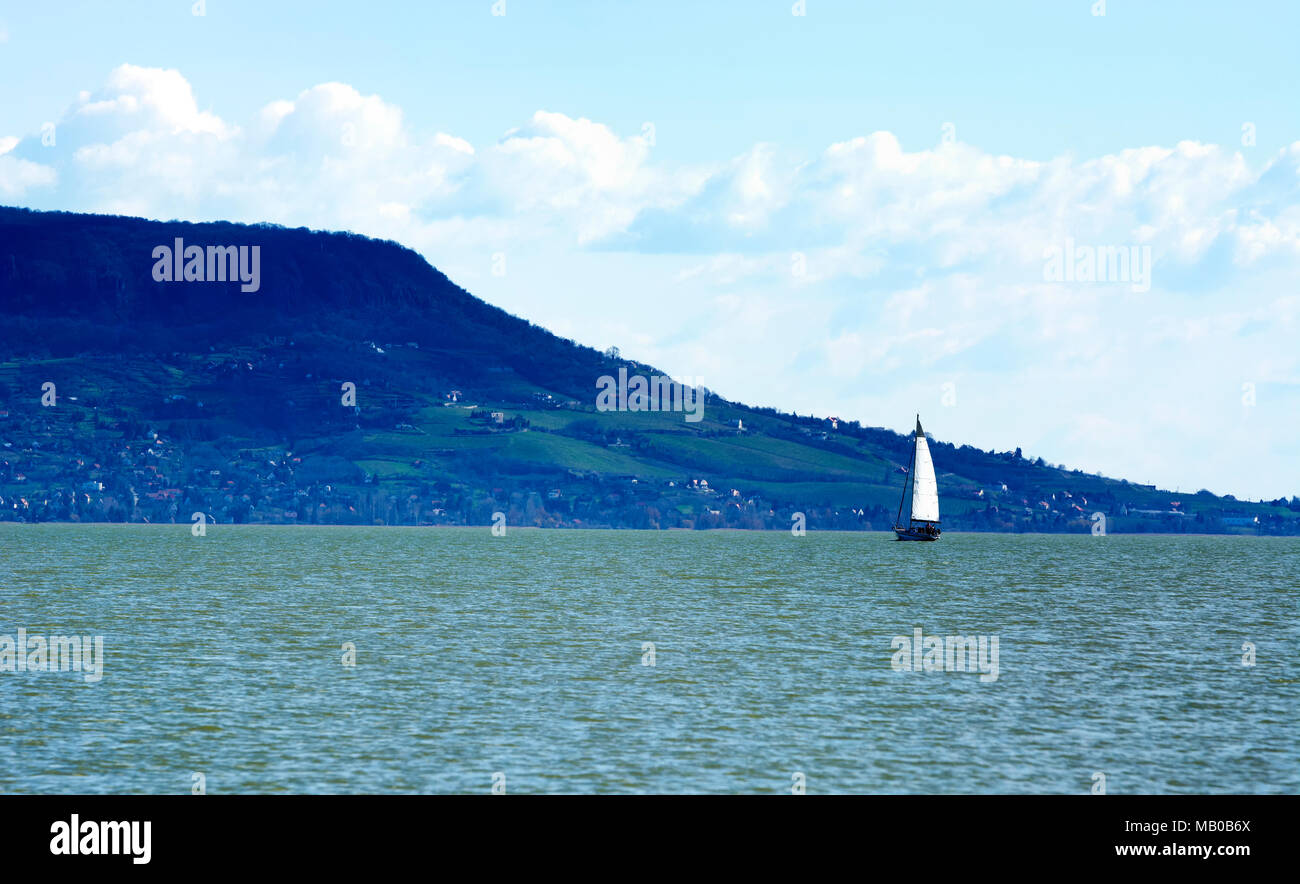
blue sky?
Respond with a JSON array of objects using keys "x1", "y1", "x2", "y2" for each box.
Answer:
[{"x1": 1, "y1": 1, "x2": 1298, "y2": 499}]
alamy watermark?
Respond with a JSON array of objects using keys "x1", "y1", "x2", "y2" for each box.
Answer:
[
  {"x1": 49, "y1": 815, "x2": 150, "y2": 864},
  {"x1": 890, "y1": 627, "x2": 999, "y2": 683},
  {"x1": 1, "y1": 628, "x2": 104, "y2": 683},
  {"x1": 151, "y1": 238, "x2": 261, "y2": 293},
  {"x1": 1043, "y1": 237, "x2": 1151, "y2": 292},
  {"x1": 596, "y1": 367, "x2": 705, "y2": 423}
]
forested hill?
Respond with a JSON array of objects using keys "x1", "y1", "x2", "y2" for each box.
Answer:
[
  {"x1": 1, "y1": 206, "x2": 1295, "y2": 533},
  {"x1": 0, "y1": 206, "x2": 610, "y2": 400}
]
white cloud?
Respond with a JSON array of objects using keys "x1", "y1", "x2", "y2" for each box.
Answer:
[
  {"x1": 482, "y1": 110, "x2": 705, "y2": 244},
  {"x1": 75, "y1": 64, "x2": 234, "y2": 139},
  {"x1": 0, "y1": 152, "x2": 56, "y2": 198}
]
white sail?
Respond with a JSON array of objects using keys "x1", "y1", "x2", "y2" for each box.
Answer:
[{"x1": 910, "y1": 423, "x2": 940, "y2": 523}]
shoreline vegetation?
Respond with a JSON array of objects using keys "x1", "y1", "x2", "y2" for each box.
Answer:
[{"x1": 2, "y1": 206, "x2": 1297, "y2": 536}]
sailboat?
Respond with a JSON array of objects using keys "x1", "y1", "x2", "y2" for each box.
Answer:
[{"x1": 893, "y1": 415, "x2": 941, "y2": 541}]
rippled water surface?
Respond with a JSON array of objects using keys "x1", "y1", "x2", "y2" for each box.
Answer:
[{"x1": 1, "y1": 526, "x2": 1296, "y2": 793}]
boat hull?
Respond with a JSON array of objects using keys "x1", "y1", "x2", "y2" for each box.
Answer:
[{"x1": 893, "y1": 525, "x2": 940, "y2": 541}]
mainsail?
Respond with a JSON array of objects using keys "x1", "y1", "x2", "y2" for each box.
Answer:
[{"x1": 909, "y1": 420, "x2": 940, "y2": 523}]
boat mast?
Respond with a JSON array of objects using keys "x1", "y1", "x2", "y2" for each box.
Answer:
[{"x1": 895, "y1": 414, "x2": 919, "y2": 527}]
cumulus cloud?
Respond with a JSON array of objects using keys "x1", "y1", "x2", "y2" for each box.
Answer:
[
  {"x1": 0, "y1": 152, "x2": 56, "y2": 199},
  {"x1": 9, "y1": 64, "x2": 1299, "y2": 274},
  {"x1": 481, "y1": 110, "x2": 706, "y2": 243}
]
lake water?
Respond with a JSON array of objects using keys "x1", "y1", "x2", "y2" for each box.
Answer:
[{"x1": 1, "y1": 525, "x2": 1296, "y2": 794}]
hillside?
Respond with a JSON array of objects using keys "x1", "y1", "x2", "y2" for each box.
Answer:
[{"x1": 1, "y1": 206, "x2": 1296, "y2": 533}]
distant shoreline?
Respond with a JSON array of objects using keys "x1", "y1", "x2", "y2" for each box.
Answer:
[{"x1": 0, "y1": 521, "x2": 1287, "y2": 538}]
